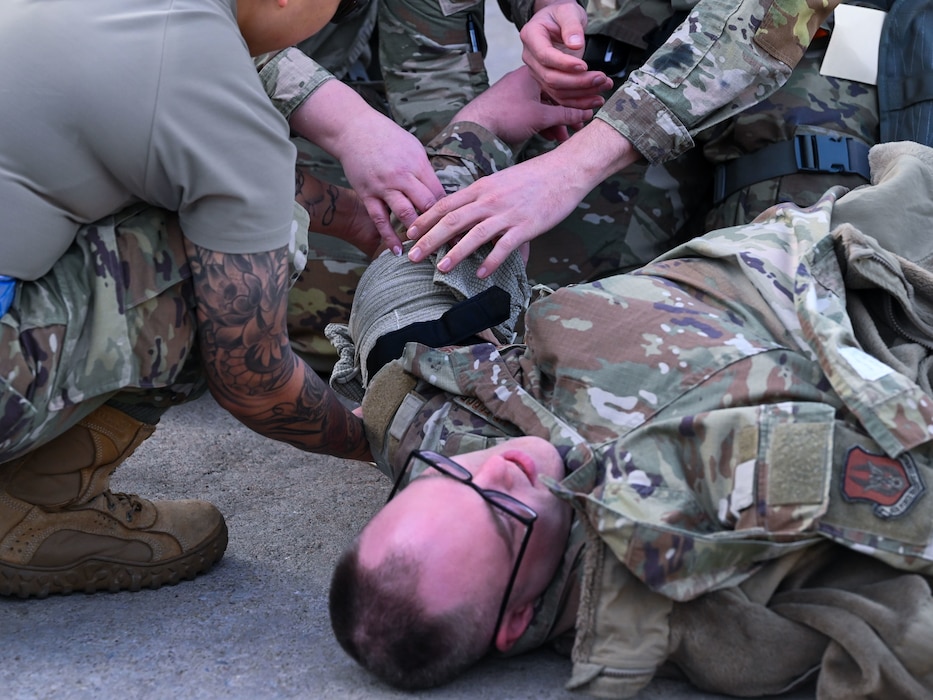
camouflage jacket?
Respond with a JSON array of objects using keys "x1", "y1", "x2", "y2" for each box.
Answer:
[
  {"x1": 593, "y1": 0, "x2": 843, "y2": 163},
  {"x1": 257, "y1": 1, "x2": 839, "y2": 159},
  {"x1": 363, "y1": 142, "x2": 933, "y2": 696}
]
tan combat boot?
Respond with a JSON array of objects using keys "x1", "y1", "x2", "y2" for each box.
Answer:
[{"x1": 0, "y1": 404, "x2": 228, "y2": 598}]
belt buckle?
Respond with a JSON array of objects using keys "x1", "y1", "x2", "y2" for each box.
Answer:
[{"x1": 794, "y1": 133, "x2": 852, "y2": 174}]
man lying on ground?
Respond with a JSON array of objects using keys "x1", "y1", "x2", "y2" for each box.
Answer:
[{"x1": 327, "y1": 134, "x2": 933, "y2": 698}]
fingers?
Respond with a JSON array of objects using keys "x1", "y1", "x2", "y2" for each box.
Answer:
[
  {"x1": 409, "y1": 217, "x2": 517, "y2": 279},
  {"x1": 406, "y1": 204, "x2": 469, "y2": 261},
  {"x1": 366, "y1": 168, "x2": 445, "y2": 254},
  {"x1": 545, "y1": 104, "x2": 594, "y2": 129},
  {"x1": 363, "y1": 198, "x2": 405, "y2": 256},
  {"x1": 522, "y1": 33, "x2": 587, "y2": 76},
  {"x1": 538, "y1": 124, "x2": 570, "y2": 142},
  {"x1": 382, "y1": 191, "x2": 419, "y2": 229},
  {"x1": 405, "y1": 191, "x2": 529, "y2": 279},
  {"x1": 445, "y1": 233, "x2": 520, "y2": 279}
]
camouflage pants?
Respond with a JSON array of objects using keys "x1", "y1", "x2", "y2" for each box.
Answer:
[
  {"x1": 378, "y1": 0, "x2": 491, "y2": 144},
  {"x1": 0, "y1": 205, "x2": 203, "y2": 463}
]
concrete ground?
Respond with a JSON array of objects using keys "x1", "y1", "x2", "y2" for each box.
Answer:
[
  {"x1": 2, "y1": 394, "x2": 815, "y2": 700},
  {"x1": 1, "y1": 4, "x2": 816, "y2": 700}
]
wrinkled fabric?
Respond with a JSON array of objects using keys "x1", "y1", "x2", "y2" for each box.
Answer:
[{"x1": 362, "y1": 142, "x2": 933, "y2": 697}]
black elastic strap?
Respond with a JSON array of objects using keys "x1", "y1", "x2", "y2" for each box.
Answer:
[
  {"x1": 367, "y1": 285, "x2": 511, "y2": 379},
  {"x1": 713, "y1": 133, "x2": 871, "y2": 204}
]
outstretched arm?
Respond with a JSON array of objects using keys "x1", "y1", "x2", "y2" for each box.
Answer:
[
  {"x1": 186, "y1": 241, "x2": 372, "y2": 462},
  {"x1": 258, "y1": 48, "x2": 446, "y2": 256},
  {"x1": 407, "y1": 0, "x2": 842, "y2": 277}
]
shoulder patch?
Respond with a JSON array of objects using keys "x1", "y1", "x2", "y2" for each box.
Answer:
[{"x1": 840, "y1": 446, "x2": 926, "y2": 519}]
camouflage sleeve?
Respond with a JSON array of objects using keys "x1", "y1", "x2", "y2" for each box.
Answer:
[
  {"x1": 598, "y1": 0, "x2": 841, "y2": 164},
  {"x1": 426, "y1": 122, "x2": 516, "y2": 193},
  {"x1": 255, "y1": 48, "x2": 335, "y2": 121}
]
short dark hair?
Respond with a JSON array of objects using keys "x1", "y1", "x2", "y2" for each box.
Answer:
[{"x1": 329, "y1": 538, "x2": 493, "y2": 689}]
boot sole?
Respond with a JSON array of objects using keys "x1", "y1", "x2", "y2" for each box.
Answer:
[{"x1": 0, "y1": 520, "x2": 228, "y2": 599}]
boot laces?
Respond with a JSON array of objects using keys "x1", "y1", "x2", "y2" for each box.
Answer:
[{"x1": 102, "y1": 490, "x2": 145, "y2": 523}]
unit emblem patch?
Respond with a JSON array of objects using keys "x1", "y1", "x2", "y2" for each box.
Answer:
[{"x1": 841, "y1": 446, "x2": 925, "y2": 519}]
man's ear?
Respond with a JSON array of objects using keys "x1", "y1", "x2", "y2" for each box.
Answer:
[{"x1": 494, "y1": 601, "x2": 536, "y2": 652}]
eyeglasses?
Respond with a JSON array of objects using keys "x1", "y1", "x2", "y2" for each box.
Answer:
[
  {"x1": 388, "y1": 450, "x2": 538, "y2": 647},
  {"x1": 329, "y1": 0, "x2": 371, "y2": 25}
]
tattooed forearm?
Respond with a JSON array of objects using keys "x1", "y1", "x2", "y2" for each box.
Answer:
[
  {"x1": 245, "y1": 362, "x2": 368, "y2": 458},
  {"x1": 187, "y1": 242, "x2": 370, "y2": 460},
  {"x1": 295, "y1": 166, "x2": 338, "y2": 228},
  {"x1": 293, "y1": 164, "x2": 381, "y2": 258},
  {"x1": 189, "y1": 245, "x2": 294, "y2": 395}
]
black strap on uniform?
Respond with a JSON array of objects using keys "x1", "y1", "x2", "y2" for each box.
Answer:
[
  {"x1": 366, "y1": 285, "x2": 511, "y2": 380},
  {"x1": 712, "y1": 133, "x2": 871, "y2": 204}
]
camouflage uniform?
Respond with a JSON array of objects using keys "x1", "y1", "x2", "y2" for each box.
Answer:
[
  {"x1": 0, "y1": 49, "x2": 321, "y2": 462},
  {"x1": 359, "y1": 141, "x2": 933, "y2": 697},
  {"x1": 379, "y1": 0, "x2": 491, "y2": 144},
  {"x1": 282, "y1": 0, "x2": 494, "y2": 372},
  {"x1": 0, "y1": 206, "x2": 201, "y2": 462},
  {"x1": 291, "y1": 0, "x2": 871, "y2": 371},
  {"x1": 529, "y1": 0, "x2": 880, "y2": 287},
  {"x1": 374, "y1": 0, "x2": 875, "y2": 289}
]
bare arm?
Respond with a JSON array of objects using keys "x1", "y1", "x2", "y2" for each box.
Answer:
[
  {"x1": 186, "y1": 241, "x2": 371, "y2": 461},
  {"x1": 408, "y1": 117, "x2": 636, "y2": 277},
  {"x1": 295, "y1": 167, "x2": 381, "y2": 258}
]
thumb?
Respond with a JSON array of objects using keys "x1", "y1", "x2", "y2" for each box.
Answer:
[{"x1": 556, "y1": 11, "x2": 586, "y2": 51}]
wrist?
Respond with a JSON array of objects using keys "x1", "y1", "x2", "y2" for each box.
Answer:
[
  {"x1": 288, "y1": 80, "x2": 363, "y2": 159},
  {"x1": 566, "y1": 118, "x2": 638, "y2": 187}
]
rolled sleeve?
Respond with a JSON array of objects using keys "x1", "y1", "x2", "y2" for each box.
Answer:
[
  {"x1": 597, "y1": 0, "x2": 839, "y2": 164},
  {"x1": 256, "y1": 48, "x2": 335, "y2": 121}
]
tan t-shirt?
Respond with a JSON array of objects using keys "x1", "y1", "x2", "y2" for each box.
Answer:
[{"x1": 0, "y1": 0, "x2": 297, "y2": 280}]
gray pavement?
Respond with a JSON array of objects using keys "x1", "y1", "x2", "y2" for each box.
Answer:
[
  {"x1": 1, "y1": 395, "x2": 815, "y2": 700},
  {"x1": 1, "y1": 4, "x2": 816, "y2": 699}
]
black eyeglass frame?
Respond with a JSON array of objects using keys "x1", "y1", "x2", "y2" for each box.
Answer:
[
  {"x1": 329, "y1": 0, "x2": 371, "y2": 25},
  {"x1": 388, "y1": 449, "x2": 538, "y2": 647}
]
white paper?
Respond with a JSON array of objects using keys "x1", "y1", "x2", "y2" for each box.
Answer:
[{"x1": 819, "y1": 5, "x2": 886, "y2": 85}]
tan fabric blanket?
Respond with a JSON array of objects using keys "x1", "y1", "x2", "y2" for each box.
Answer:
[{"x1": 665, "y1": 545, "x2": 933, "y2": 698}]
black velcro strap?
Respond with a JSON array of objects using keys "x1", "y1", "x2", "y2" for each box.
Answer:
[
  {"x1": 367, "y1": 285, "x2": 511, "y2": 380},
  {"x1": 713, "y1": 133, "x2": 871, "y2": 204}
]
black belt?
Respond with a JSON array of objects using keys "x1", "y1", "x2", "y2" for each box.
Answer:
[{"x1": 713, "y1": 133, "x2": 872, "y2": 204}]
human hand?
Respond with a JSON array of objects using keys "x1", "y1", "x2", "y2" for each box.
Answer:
[
  {"x1": 451, "y1": 66, "x2": 593, "y2": 149},
  {"x1": 290, "y1": 80, "x2": 447, "y2": 255},
  {"x1": 336, "y1": 112, "x2": 446, "y2": 255},
  {"x1": 406, "y1": 119, "x2": 639, "y2": 277},
  {"x1": 520, "y1": 0, "x2": 613, "y2": 109}
]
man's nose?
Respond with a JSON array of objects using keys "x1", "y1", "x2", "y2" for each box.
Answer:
[{"x1": 473, "y1": 456, "x2": 516, "y2": 491}]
